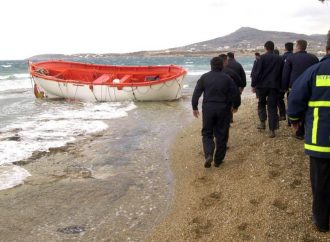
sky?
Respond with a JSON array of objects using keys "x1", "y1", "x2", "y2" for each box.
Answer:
[{"x1": 0, "y1": 0, "x2": 329, "y2": 60}]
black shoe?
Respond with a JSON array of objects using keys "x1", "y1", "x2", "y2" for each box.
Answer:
[
  {"x1": 257, "y1": 121, "x2": 266, "y2": 130},
  {"x1": 214, "y1": 162, "x2": 222, "y2": 167},
  {"x1": 311, "y1": 216, "x2": 329, "y2": 232},
  {"x1": 204, "y1": 155, "x2": 213, "y2": 168},
  {"x1": 269, "y1": 130, "x2": 275, "y2": 138},
  {"x1": 294, "y1": 134, "x2": 304, "y2": 140}
]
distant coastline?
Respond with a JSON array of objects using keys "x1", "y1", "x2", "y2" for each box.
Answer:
[
  {"x1": 27, "y1": 48, "x2": 326, "y2": 61},
  {"x1": 27, "y1": 50, "x2": 255, "y2": 61},
  {"x1": 27, "y1": 27, "x2": 327, "y2": 60}
]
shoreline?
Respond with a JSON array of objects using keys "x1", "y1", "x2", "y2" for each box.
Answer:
[
  {"x1": 0, "y1": 100, "x2": 193, "y2": 241},
  {"x1": 147, "y1": 97, "x2": 330, "y2": 241}
]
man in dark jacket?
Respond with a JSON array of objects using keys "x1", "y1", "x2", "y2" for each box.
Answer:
[
  {"x1": 218, "y1": 53, "x2": 243, "y2": 145},
  {"x1": 252, "y1": 41, "x2": 283, "y2": 138},
  {"x1": 192, "y1": 57, "x2": 241, "y2": 168},
  {"x1": 282, "y1": 39, "x2": 319, "y2": 139},
  {"x1": 227, "y1": 52, "x2": 247, "y2": 91},
  {"x1": 282, "y1": 42, "x2": 293, "y2": 61},
  {"x1": 282, "y1": 40, "x2": 319, "y2": 90},
  {"x1": 276, "y1": 43, "x2": 293, "y2": 121},
  {"x1": 219, "y1": 54, "x2": 244, "y2": 92},
  {"x1": 287, "y1": 31, "x2": 330, "y2": 232},
  {"x1": 251, "y1": 52, "x2": 260, "y2": 86},
  {"x1": 280, "y1": 42, "x2": 294, "y2": 125}
]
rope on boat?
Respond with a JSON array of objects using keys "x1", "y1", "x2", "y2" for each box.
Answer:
[
  {"x1": 90, "y1": 87, "x2": 99, "y2": 102},
  {"x1": 131, "y1": 87, "x2": 137, "y2": 101},
  {"x1": 149, "y1": 83, "x2": 165, "y2": 91},
  {"x1": 135, "y1": 85, "x2": 151, "y2": 95},
  {"x1": 65, "y1": 82, "x2": 70, "y2": 100},
  {"x1": 58, "y1": 82, "x2": 66, "y2": 99},
  {"x1": 73, "y1": 85, "x2": 79, "y2": 100},
  {"x1": 106, "y1": 86, "x2": 113, "y2": 102},
  {"x1": 163, "y1": 79, "x2": 177, "y2": 87},
  {"x1": 174, "y1": 78, "x2": 182, "y2": 99},
  {"x1": 100, "y1": 85, "x2": 105, "y2": 101},
  {"x1": 121, "y1": 86, "x2": 135, "y2": 93},
  {"x1": 113, "y1": 86, "x2": 118, "y2": 101}
]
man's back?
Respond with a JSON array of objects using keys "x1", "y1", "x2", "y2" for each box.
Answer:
[
  {"x1": 223, "y1": 67, "x2": 243, "y2": 88},
  {"x1": 253, "y1": 52, "x2": 283, "y2": 89},
  {"x1": 282, "y1": 51, "x2": 319, "y2": 89},
  {"x1": 192, "y1": 70, "x2": 240, "y2": 109},
  {"x1": 227, "y1": 59, "x2": 246, "y2": 87},
  {"x1": 282, "y1": 51, "x2": 293, "y2": 61}
]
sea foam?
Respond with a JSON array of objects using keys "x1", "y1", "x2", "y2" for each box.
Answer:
[
  {"x1": 0, "y1": 101, "x2": 136, "y2": 190},
  {"x1": 0, "y1": 75, "x2": 32, "y2": 91},
  {"x1": 0, "y1": 165, "x2": 31, "y2": 190}
]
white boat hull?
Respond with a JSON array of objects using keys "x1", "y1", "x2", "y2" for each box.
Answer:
[{"x1": 33, "y1": 75, "x2": 185, "y2": 102}]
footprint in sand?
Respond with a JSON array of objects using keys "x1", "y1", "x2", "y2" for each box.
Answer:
[
  {"x1": 191, "y1": 176, "x2": 213, "y2": 187},
  {"x1": 237, "y1": 222, "x2": 248, "y2": 231},
  {"x1": 272, "y1": 198, "x2": 288, "y2": 211},
  {"x1": 268, "y1": 170, "x2": 281, "y2": 179},
  {"x1": 237, "y1": 223, "x2": 254, "y2": 241},
  {"x1": 289, "y1": 179, "x2": 302, "y2": 189},
  {"x1": 189, "y1": 216, "x2": 213, "y2": 238},
  {"x1": 200, "y1": 191, "x2": 221, "y2": 208},
  {"x1": 249, "y1": 198, "x2": 260, "y2": 207}
]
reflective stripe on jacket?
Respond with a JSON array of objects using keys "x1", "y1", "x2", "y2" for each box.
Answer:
[{"x1": 287, "y1": 54, "x2": 330, "y2": 159}]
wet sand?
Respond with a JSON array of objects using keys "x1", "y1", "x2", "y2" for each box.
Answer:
[
  {"x1": 147, "y1": 97, "x2": 330, "y2": 242},
  {"x1": 0, "y1": 133, "x2": 171, "y2": 242},
  {"x1": 0, "y1": 101, "x2": 192, "y2": 242}
]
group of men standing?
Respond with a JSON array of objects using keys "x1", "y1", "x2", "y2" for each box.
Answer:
[
  {"x1": 251, "y1": 39, "x2": 319, "y2": 138},
  {"x1": 192, "y1": 30, "x2": 330, "y2": 232}
]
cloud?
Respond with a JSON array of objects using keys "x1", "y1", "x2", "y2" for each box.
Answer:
[{"x1": 1, "y1": 0, "x2": 330, "y2": 59}]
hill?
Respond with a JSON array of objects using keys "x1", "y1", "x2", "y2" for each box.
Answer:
[
  {"x1": 28, "y1": 27, "x2": 328, "y2": 59},
  {"x1": 167, "y1": 27, "x2": 326, "y2": 54}
]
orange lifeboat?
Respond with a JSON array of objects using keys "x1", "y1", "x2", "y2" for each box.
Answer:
[{"x1": 29, "y1": 60, "x2": 187, "y2": 102}]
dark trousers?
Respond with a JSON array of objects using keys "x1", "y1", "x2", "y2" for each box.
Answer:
[
  {"x1": 202, "y1": 103, "x2": 231, "y2": 164},
  {"x1": 287, "y1": 91, "x2": 291, "y2": 126},
  {"x1": 310, "y1": 156, "x2": 330, "y2": 230},
  {"x1": 257, "y1": 88, "x2": 279, "y2": 131},
  {"x1": 278, "y1": 91, "x2": 286, "y2": 118}
]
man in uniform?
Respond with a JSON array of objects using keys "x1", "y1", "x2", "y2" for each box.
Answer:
[
  {"x1": 287, "y1": 31, "x2": 330, "y2": 232},
  {"x1": 282, "y1": 39, "x2": 319, "y2": 139},
  {"x1": 219, "y1": 54, "x2": 244, "y2": 92},
  {"x1": 282, "y1": 42, "x2": 294, "y2": 61},
  {"x1": 227, "y1": 52, "x2": 247, "y2": 92},
  {"x1": 281, "y1": 42, "x2": 294, "y2": 125},
  {"x1": 192, "y1": 57, "x2": 241, "y2": 168},
  {"x1": 252, "y1": 41, "x2": 283, "y2": 138},
  {"x1": 251, "y1": 52, "x2": 261, "y2": 87}
]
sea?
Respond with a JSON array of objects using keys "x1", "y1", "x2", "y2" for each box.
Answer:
[{"x1": 0, "y1": 56, "x2": 254, "y2": 240}]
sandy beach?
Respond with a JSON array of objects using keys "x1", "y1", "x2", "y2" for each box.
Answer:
[
  {"x1": 147, "y1": 97, "x2": 330, "y2": 242},
  {"x1": 2, "y1": 96, "x2": 330, "y2": 241}
]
